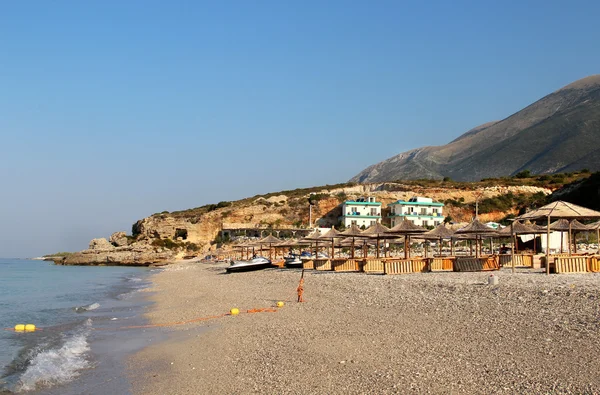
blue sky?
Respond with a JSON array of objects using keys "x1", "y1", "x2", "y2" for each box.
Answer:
[{"x1": 1, "y1": 1, "x2": 599, "y2": 257}]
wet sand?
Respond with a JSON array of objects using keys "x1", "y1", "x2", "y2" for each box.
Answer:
[{"x1": 128, "y1": 262, "x2": 600, "y2": 394}]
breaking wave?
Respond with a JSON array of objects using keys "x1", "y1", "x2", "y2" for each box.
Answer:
[{"x1": 15, "y1": 320, "x2": 92, "y2": 392}]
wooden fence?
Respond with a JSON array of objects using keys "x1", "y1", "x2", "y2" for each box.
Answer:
[
  {"x1": 498, "y1": 254, "x2": 533, "y2": 267},
  {"x1": 554, "y1": 256, "x2": 588, "y2": 274},
  {"x1": 454, "y1": 256, "x2": 499, "y2": 272},
  {"x1": 384, "y1": 259, "x2": 428, "y2": 275},
  {"x1": 314, "y1": 259, "x2": 332, "y2": 271},
  {"x1": 363, "y1": 258, "x2": 384, "y2": 274},
  {"x1": 429, "y1": 257, "x2": 454, "y2": 272},
  {"x1": 331, "y1": 259, "x2": 360, "y2": 272},
  {"x1": 302, "y1": 259, "x2": 314, "y2": 270}
]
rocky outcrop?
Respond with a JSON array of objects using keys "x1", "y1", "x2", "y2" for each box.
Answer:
[
  {"x1": 110, "y1": 231, "x2": 129, "y2": 247},
  {"x1": 89, "y1": 238, "x2": 113, "y2": 250},
  {"x1": 54, "y1": 244, "x2": 175, "y2": 266}
]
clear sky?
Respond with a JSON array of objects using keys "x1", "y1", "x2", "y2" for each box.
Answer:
[{"x1": 1, "y1": 0, "x2": 599, "y2": 257}]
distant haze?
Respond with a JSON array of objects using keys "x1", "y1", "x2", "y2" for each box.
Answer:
[{"x1": 1, "y1": 1, "x2": 600, "y2": 257}]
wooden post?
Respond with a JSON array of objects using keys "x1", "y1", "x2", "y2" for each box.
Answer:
[
  {"x1": 404, "y1": 235, "x2": 408, "y2": 259},
  {"x1": 560, "y1": 232, "x2": 563, "y2": 253},
  {"x1": 568, "y1": 221, "x2": 572, "y2": 256},
  {"x1": 511, "y1": 222, "x2": 515, "y2": 274},
  {"x1": 376, "y1": 238, "x2": 380, "y2": 259},
  {"x1": 546, "y1": 216, "x2": 551, "y2": 275}
]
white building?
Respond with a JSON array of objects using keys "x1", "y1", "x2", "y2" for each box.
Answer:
[
  {"x1": 388, "y1": 197, "x2": 444, "y2": 227},
  {"x1": 340, "y1": 197, "x2": 382, "y2": 228}
]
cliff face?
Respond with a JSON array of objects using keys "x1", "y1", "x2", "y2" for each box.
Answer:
[{"x1": 55, "y1": 181, "x2": 553, "y2": 266}]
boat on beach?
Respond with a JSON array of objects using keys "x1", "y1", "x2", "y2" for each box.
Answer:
[
  {"x1": 284, "y1": 254, "x2": 303, "y2": 268},
  {"x1": 226, "y1": 256, "x2": 273, "y2": 273}
]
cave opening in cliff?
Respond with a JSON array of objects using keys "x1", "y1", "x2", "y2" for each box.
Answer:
[{"x1": 175, "y1": 228, "x2": 188, "y2": 240}]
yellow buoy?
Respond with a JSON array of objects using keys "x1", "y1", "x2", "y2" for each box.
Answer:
[
  {"x1": 25, "y1": 324, "x2": 36, "y2": 332},
  {"x1": 230, "y1": 308, "x2": 240, "y2": 316},
  {"x1": 276, "y1": 301, "x2": 284, "y2": 308},
  {"x1": 14, "y1": 324, "x2": 25, "y2": 332}
]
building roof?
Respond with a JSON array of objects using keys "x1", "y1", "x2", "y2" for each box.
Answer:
[
  {"x1": 388, "y1": 200, "x2": 444, "y2": 206},
  {"x1": 343, "y1": 200, "x2": 381, "y2": 206}
]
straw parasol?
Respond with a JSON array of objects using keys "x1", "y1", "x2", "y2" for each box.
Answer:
[
  {"x1": 454, "y1": 219, "x2": 497, "y2": 258},
  {"x1": 258, "y1": 234, "x2": 281, "y2": 261},
  {"x1": 340, "y1": 224, "x2": 370, "y2": 258},
  {"x1": 318, "y1": 227, "x2": 344, "y2": 258},
  {"x1": 362, "y1": 222, "x2": 393, "y2": 258},
  {"x1": 516, "y1": 200, "x2": 600, "y2": 274},
  {"x1": 422, "y1": 223, "x2": 455, "y2": 256},
  {"x1": 549, "y1": 219, "x2": 589, "y2": 254},
  {"x1": 385, "y1": 220, "x2": 427, "y2": 258},
  {"x1": 301, "y1": 230, "x2": 325, "y2": 259}
]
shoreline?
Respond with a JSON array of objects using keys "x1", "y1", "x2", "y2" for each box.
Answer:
[{"x1": 127, "y1": 262, "x2": 600, "y2": 394}]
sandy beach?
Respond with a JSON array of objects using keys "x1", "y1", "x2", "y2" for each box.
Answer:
[{"x1": 128, "y1": 262, "x2": 600, "y2": 394}]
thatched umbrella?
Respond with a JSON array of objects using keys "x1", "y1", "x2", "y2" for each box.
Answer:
[
  {"x1": 421, "y1": 224, "x2": 456, "y2": 256},
  {"x1": 385, "y1": 220, "x2": 427, "y2": 259},
  {"x1": 318, "y1": 227, "x2": 344, "y2": 258},
  {"x1": 516, "y1": 200, "x2": 600, "y2": 274},
  {"x1": 340, "y1": 224, "x2": 369, "y2": 259},
  {"x1": 586, "y1": 220, "x2": 600, "y2": 252},
  {"x1": 233, "y1": 239, "x2": 254, "y2": 260},
  {"x1": 454, "y1": 219, "x2": 497, "y2": 258},
  {"x1": 258, "y1": 234, "x2": 281, "y2": 261},
  {"x1": 301, "y1": 230, "x2": 325, "y2": 259},
  {"x1": 362, "y1": 223, "x2": 393, "y2": 258},
  {"x1": 549, "y1": 219, "x2": 589, "y2": 254},
  {"x1": 496, "y1": 221, "x2": 545, "y2": 254}
]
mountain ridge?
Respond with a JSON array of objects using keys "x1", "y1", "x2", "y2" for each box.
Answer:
[{"x1": 351, "y1": 75, "x2": 600, "y2": 182}]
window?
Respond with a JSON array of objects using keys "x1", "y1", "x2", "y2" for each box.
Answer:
[
  {"x1": 432, "y1": 208, "x2": 438, "y2": 214},
  {"x1": 423, "y1": 220, "x2": 429, "y2": 227},
  {"x1": 351, "y1": 220, "x2": 357, "y2": 225},
  {"x1": 434, "y1": 221, "x2": 440, "y2": 226},
  {"x1": 370, "y1": 221, "x2": 375, "y2": 226},
  {"x1": 351, "y1": 207, "x2": 359, "y2": 215},
  {"x1": 420, "y1": 208, "x2": 427, "y2": 215},
  {"x1": 370, "y1": 208, "x2": 378, "y2": 216}
]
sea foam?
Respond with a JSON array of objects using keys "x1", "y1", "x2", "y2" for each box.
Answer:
[{"x1": 16, "y1": 320, "x2": 92, "y2": 392}]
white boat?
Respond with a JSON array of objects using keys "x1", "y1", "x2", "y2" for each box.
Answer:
[
  {"x1": 226, "y1": 257, "x2": 273, "y2": 273},
  {"x1": 284, "y1": 254, "x2": 303, "y2": 268}
]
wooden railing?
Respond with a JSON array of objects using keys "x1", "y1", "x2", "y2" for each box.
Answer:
[
  {"x1": 384, "y1": 258, "x2": 428, "y2": 275},
  {"x1": 554, "y1": 256, "x2": 588, "y2": 273},
  {"x1": 331, "y1": 259, "x2": 360, "y2": 272},
  {"x1": 363, "y1": 258, "x2": 384, "y2": 274},
  {"x1": 498, "y1": 254, "x2": 534, "y2": 267},
  {"x1": 454, "y1": 256, "x2": 499, "y2": 272},
  {"x1": 314, "y1": 259, "x2": 332, "y2": 271},
  {"x1": 429, "y1": 257, "x2": 454, "y2": 272},
  {"x1": 302, "y1": 259, "x2": 314, "y2": 270}
]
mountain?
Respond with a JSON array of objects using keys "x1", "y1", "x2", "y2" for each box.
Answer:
[{"x1": 351, "y1": 75, "x2": 600, "y2": 182}]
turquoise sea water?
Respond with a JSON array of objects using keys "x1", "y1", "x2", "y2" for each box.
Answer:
[{"x1": 0, "y1": 259, "x2": 151, "y2": 393}]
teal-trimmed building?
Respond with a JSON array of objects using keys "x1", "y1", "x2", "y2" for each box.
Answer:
[
  {"x1": 388, "y1": 197, "x2": 444, "y2": 227},
  {"x1": 341, "y1": 197, "x2": 382, "y2": 228}
]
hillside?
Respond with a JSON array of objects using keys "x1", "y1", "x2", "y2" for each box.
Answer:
[{"x1": 351, "y1": 75, "x2": 600, "y2": 182}]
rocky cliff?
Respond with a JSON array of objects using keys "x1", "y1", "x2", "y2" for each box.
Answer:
[{"x1": 55, "y1": 179, "x2": 558, "y2": 266}]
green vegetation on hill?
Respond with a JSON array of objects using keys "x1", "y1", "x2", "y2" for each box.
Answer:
[{"x1": 551, "y1": 171, "x2": 600, "y2": 211}]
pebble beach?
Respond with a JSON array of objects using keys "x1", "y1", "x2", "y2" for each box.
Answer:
[{"x1": 128, "y1": 262, "x2": 600, "y2": 394}]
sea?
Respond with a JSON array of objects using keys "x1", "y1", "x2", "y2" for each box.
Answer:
[{"x1": 0, "y1": 258, "x2": 160, "y2": 394}]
